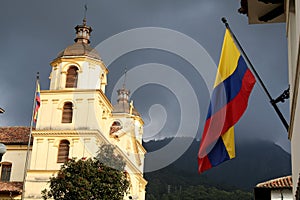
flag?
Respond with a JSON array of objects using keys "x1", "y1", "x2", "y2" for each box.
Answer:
[
  {"x1": 33, "y1": 81, "x2": 41, "y2": 122},
  {"x1": 198, "y1": 29, "x2": 256, "y2": 173}
]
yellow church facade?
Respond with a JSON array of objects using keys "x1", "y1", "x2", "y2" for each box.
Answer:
[{"x1": 0, "y1": 18, "x2": 147, "y2": 200}]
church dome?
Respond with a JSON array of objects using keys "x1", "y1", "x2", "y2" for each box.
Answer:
[
  {"x1": 55, "y1": 18, "x2": 101, "y2": 60},
  {"x1": 112, "y1": 88, "x2": 141, "y2": 117},
  {"x1": 56, "y1": 43, "x2": 101, "y2": 60},
  {"x1": 112, "y1": 101, "x2": 141, "y2": 116}
]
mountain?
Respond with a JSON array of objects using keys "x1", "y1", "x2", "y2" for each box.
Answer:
[{"x1": 143, "y1": 137, "x2": 291, "y2": 193}]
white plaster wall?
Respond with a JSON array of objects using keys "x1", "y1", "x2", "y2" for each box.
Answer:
[
  {"x1": 29, "y1": 134, "x2": 101, "y2": 171},
  {"x1": 1, "y1": 147, "x2": 30, "y2": 181},
  {"x1": 110, "y1": 116, "x2": 146, "y2": 173},
  {"x1": 288, "y1": 9, "x2": 297, "y2": 94},
  {"x1": 24, "y1": 171, "x2": 54, "y2": 200},
  {"x1": 37, "y1": 91, "x2": 110, "y2": 131},
  {"x1": 287, "y1": 1, "x2": 300, "y2": 197},
  {"x1": 123, "y1": 171, "x2": 146, "y2": 200},
  {"x1": 49, "y1": 59, "x2": 107, "y2": 92},
  {"x1": 271, "y1": 189, "x2": 293, "y2": 200}
]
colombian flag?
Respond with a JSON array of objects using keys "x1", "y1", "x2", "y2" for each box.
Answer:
[
  {"x1": 198, "y1": 29, "x2": 256, "y2": 173},
  {"x1": 33, "y1": 82, "x2": 41, "y2": 122}
]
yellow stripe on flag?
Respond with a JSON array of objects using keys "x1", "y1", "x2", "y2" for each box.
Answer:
[
  {"x1": 214, "y1": 29, "x2": 241, "y2": 88},
  {"x1": 221, "y1": 126, "x2": 235, "y2": 159}
]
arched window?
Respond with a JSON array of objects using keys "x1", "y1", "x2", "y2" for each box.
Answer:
[
  {"x1": 110, "y1": 121, "x2": 122, "y2": 135},
  {"x1": 57, "y1": 140, "x2": 70, "y2": 163},
  {"x1": 65, "y1": 66, "x2": 78, "y2": 88},
  {"x1": 62, "y1": 102, "x2": 73, "y2": 123},
  {"x1": 1, "y1": 162, "x2": 12, "y2": 182}
]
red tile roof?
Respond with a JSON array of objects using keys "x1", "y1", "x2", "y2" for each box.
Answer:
[
  {"x1": 256, "y1": 175, "x2": 292, "y2": 189},
  {"x1": 0, "y1": 127, "x2": 32, "y2": 145},
  {"x1": 0, "y1": 181, "x2": 23, "y2": 193}
]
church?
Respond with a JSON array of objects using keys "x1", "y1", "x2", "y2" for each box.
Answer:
[{"x1": 0, "y1": 16, "x2": 147, "y2": 200}]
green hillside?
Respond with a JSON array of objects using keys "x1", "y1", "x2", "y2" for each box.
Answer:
[{"x1": 143, "y1": 138, "x2": 291, "y2": 199}]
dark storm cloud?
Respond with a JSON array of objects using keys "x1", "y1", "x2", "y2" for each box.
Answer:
[{"x1": 0, "y1": 1, "x2": 290, "y2": 151}]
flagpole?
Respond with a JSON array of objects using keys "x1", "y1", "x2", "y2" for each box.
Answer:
[
  {"x1": 21, "y1": 72, "x2": 39, "y2": 200},
  {"x1": 221, "y1": 17, "x2": 289, "y2": 132}
]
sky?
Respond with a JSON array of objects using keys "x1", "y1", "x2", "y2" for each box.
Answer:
[{"x1": 0, "y1": 1, "x2": 290, "y2": 152}]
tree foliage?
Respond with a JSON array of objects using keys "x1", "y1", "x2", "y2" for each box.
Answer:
[
  {"x1": 42, "y1": 144, "x2": 130, "y2": 200},
  {"x1": 96, "y1": 144, "x2": 126, "y2": 171}
]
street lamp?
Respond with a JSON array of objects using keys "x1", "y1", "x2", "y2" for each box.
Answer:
[{"x1": 0, "y1": 143, "x2": 6, "y2": 162}]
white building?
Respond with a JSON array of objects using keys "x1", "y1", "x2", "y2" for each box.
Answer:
[
  {"x1": 0, "y1": 17, "x2": 147, "y2": 200},
  {"x1": 239, "y1": 0, "x2": 300, "y2": 199},
  {"x1": 254, "y1": 175, "x2": 293, "y2": 200}
]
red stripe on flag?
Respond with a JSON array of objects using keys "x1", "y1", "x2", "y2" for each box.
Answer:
[
  {"x1": 198, "y1": 154, "x2": 212, "y2": 173},
  {"x1": 198, "y1": 69, "x2": 255, "y2": 170},
  {"x1": 33, "y1": 83, "x2": 41, "y2": 122}
]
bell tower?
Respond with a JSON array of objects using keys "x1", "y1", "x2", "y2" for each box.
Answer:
[
  {"x1": 23, "y1": 18, "x2": 114, "y2": 199},
  {"x1": 48, "y1": 18, "x2": 107, "y2": 93},
  {"x1": 23, "y1": 16, "x2": 147, "y2": 200},
  {"x1": 36, "y1": 17, "x2": 111, "y2": 131}
]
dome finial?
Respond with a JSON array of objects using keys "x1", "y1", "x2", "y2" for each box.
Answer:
[
  {"x1": 83, "y1": 4, "x2": 87, "y2": 25},
  {"x1": 122, "y1": 67, "x2": 127, "y2": 89},
  {"x1": 117, "y1": 68, "x2": 130, "y2": 103},
  {"x1": 74, "y1": 3, "x2": 92, "y2": 44}
]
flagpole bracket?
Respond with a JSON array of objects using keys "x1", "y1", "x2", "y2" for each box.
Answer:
[{"x1": 271, "y1": 86, "x2": 290, "y2": 104}]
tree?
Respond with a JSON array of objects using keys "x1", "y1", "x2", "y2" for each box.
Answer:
[
  {"x1": 42, "y1": 144, "x2": 130, "y2": 200},
  {"x1": 96, "y1": 144, "x2": 126, "y2": 171}
]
